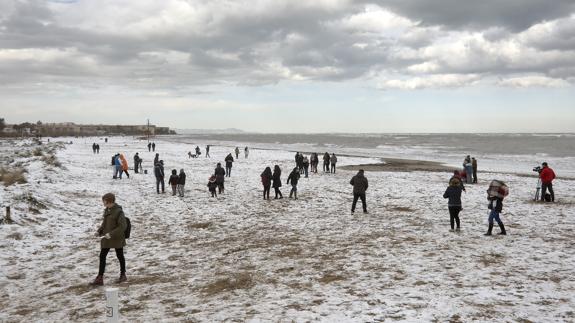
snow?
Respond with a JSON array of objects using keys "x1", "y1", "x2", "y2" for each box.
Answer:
[{"x1": 1, "y1": 136, "x2": 574, "y2": 322}]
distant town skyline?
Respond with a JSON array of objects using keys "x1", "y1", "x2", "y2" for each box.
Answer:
[{"x1": 1, "y1": 1, "x2": 574, "y2": 132}]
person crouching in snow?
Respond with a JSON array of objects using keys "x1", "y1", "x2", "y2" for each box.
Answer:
[
  {"x1": 168, "y1": 169, "x2": 179, "y2": 196},
  {"x1": 287, "y1": 167, "x2": 300, "y2": 199},
  {"x1": 443, "y1": 177, "x2": 463, "y2": 231},
  {"x1": 90, "y1": 193, "x2": 127, "y2": 286},
  {"x1": 485, "y1": 180, "x2": 508, "y2": 236},
  {"x1": 208, "y1": 175, "x2": 218, "y2": 197}
]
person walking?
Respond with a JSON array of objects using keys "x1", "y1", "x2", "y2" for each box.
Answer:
[
  {"x1": 463, "y1": 155, "x2": 473, "y2": 184},
  {"x1": 540, "y1": 162, "x2": 556, "y2": 202},
  {"x1": 113, "y1": 154, "x2": 121, "y2": 179},
  {"x1": 214, "y1": 162, "x2": 226, "y2": 194},
  {"x1": 471, "y1": 157, "x2": 478, "y2": 183},
  {"x1": 168, "y1": 169, "x2": 179, "y2": 196},
  {"x1": 235, "y1": 147, "x2": 240, "y2": 159},
  {"x1": 147, "y1": 142, "x2": 151, "y2": 152},
  {"x1": 224, "y1": 153, "x2": 234, "y2": 177},
  {"x1": 119, "y1": 154, "x2": 130, "y2": 179},
  {"x1": 133, "y1": 153, "x2": 140, "y2": 173},
  {"x1": 272, "y1": 165, "x2": 283, "y2": 199},
  {"x1": 287, "y1": 167, "x2": 300, "y2": 199},
  {"x1": 89, "y1": 193, "x2": 127, "y2": 286},
  {"x1": 261, "y1": 167, "x2": 272, "y2": 200},
  {"x1": 330, "y1": 153, "x2": 338, "y2": 173},
  {"x1": 350, "y1": 169, "x2": 368, "y2": 214},
  {"x1": 443, "y1": 178, "x2": 463, "y2": 231},
  {"x1": 485, "y1": 180, "x2": 508, "y2": 235},
  {"x1": 152, "y1": 142, "x2": 156, "y2": 152},
  {"x1": 206, "y1": 145, "x2": 210, "y2": 157},
  {"x1": 154, "y1": 160, "x2": 165, "y2": 194},
  {"x1": 302, "y1": 156, "x2": 309, "y2": 178},
  {"x1": 244, "y1": 146, "x2": 249, "y2": 158},
  {"x1": 95, "y1": 144, "x2": 100, "y2": 154},
  {"x1": 177, "y1": 169, "x2": 186, "y2": 197},
  {"x1": 323, "y1": 152, "x2": 330, "y2": 172},
  {"x1": 195, "y1": 146, "x2": 201, "y2": 157}
]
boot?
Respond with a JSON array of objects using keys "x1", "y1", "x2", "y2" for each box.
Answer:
[
  {"x1": 294, "y1": 192, "x2": 298, "y2": 200},
  {"x1": 89, "y1": 275, "x2": 104, "y2": 286},
  {"x1": 498, "y1": 223, "x2": 507, "y2": 235},
  {"x1": 117, "y1": 273, "x2": 127, "y2": 283},
  {"x1": 484, "y1": 223, "x2": 493, "y2": 236}
]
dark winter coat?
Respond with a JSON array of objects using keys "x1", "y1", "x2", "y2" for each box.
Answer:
[
  {"x1": 98, "y1": 203, "x2": 127, "y2": 249},
  {"x1": 215, "y1": 166, "x2": 226, "y2": 183},
  {"x1": 178, "y1": 172, "x2": 186, "y2": 185},
  {"x1": 443, "y1": 186, "x2": 463, "y2": 207},
  {"x1": 225, "y1": 155, "x2": 234, "y2": 167},
  {"x1": 261, "y1": 169, "x2": 272, "y2": 187},
  {"x1": 488, "y1": 197, "x2": 503, "y2": 212},
  {"x1": 154, "y1": 164, "x2": 165, "y2": 179},
  {"x1": 272, "y1": 169, "x2": 282, "y2": 188},
  {"x1": 323, "y1": 153, "x2": 330, "y2": 164},
  {"x1": 287, "y1": 170, "x2": 300, "y2": 186},
  {"x1": 168, "y1": 174, "x2": 179, "y2": 186},
  {"x1": 350, "y1": 173, "x2": 368, "y2": 194}
]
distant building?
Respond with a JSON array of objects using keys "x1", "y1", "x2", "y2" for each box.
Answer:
[{"x1": 35, "y1": 123, "x2": 169, "y2": 137}]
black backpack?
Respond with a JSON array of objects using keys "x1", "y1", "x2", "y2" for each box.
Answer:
[{"x1": 124, "y1": 216, "x2": 131, "y2": 239}]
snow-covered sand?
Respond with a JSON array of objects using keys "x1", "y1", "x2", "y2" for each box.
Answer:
[{"x1": 1, "y1": 137, "x2": 574, "y2": 322}]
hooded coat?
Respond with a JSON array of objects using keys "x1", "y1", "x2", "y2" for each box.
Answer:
[
  {"x1": 350, "y1": 172, "x2": 368, "y2": 194},
  {"x1": 272, "y1": 167, "x2": 282, "y2": 188},
  {"x1": 98, "y1": 203, "x2": 127, "y2": 249}
]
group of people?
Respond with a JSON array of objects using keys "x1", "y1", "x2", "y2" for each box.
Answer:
[
  {"x1": 147, "y1": 142, "x2": 156, "y2": 152},
  {"x1": 460, "y1": 155, "x2": 478, "y2": 184},
  {"x1": 91, "y1": 143, "x2": 100, "y2": 154},
  {"x1": 111, "y1": 153, "x2": 130, "y2": 179},
  {"x1": 234, "y1": 146, "x2": 249, "y2": 159},
  {"x1": 293, "y1": 152, "x2": 338, "y2": 178}
]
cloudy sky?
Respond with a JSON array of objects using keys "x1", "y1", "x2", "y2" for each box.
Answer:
[{"x1": 1, "y1": 0, "x2": 574, "y2": 132}]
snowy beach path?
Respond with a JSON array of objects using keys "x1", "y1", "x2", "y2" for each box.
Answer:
[{"x1": 1, "y1": 137, "x2": 574, "y2": 322}]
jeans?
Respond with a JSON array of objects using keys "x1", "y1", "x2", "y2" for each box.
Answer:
[
  {"x1": 448, "y1": 206, "x2": 461, "y2": 229},
  {"x1": 352, "y1": 193, "x2": 367, "y2": 212},
  {"x1": 465, "y1": 166, "x2": 473, "y2": 183},
  {"x1": 156, "y1": 177, "x2": 165, "y2": 193},
  {"x1": 331, "y1": 163, "x2": 336, "y2": 173},
  {"x1": 226, "y1": 166, "x2": 232, "y2": 177},
  {"x1": 177, "y1": 184, "x2": 185, "y2": 197},
  {"x1": 99, "y1": 248, "x2": 125, "y2": 275},
  {"x1": 113, "y1": 165, "x2": 121, "y2": 179},
  {"x1": 488, "y1": 209, "x2": 503, "y2": 225}
]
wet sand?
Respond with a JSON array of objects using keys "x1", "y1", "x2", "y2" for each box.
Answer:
[{"x1": 340, "y1": 158, "x2": 458, "y2": 173}]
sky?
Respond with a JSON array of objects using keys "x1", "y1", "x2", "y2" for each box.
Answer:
[{"x1": 0, "y1": 0, "x2": 574, "y2": 133}]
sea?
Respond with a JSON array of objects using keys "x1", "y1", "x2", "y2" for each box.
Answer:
[{"x1": 169, "y1": 133, "x2": 575, "y2": 177}]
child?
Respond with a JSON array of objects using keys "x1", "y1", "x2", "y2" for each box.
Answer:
[
  {"x1": 208, "y1": 175, "x2": 217, "y2": 197},
  {"x1": 485, "y1": 180, "x2": 508, "y2": 235},
  {"x1": 287, "y1": 167, "x2": 300, "y2": 199},
  {"x1": 168, "y1": 169, "x2": 179, "y2": 196},
  {"x1": 261, "y1": 167, "x2": 272, "y2": 200},
  {"x1": 443, "y1": 177, "x2": 463, "y2": 231},
  {"x1": 177, "y1": 169, "x2": 186, "y2": 197}
]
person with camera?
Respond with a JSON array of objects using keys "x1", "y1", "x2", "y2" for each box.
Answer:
[{"x1": 539, "y1": 162, "x2": 556, "y2": 202}]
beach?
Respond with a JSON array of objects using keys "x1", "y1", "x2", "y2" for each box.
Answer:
[{"x1": 1, "y1": 136, "x2": 574, "y2": 322}]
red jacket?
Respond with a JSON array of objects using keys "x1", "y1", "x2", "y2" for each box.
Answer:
[{"x1": 540, "y1": 167, "x2": 556, "y2": 184}]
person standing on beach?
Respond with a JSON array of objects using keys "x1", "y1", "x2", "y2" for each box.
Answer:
[
  {"x1": 206, "y1": 145, "x2": 210, "y2": 158},
  {"x1": 261, "y1": 167, "x2": 272, "y2": 200},
  {"x1": 297, "y1": 153, "x2": 304, "y2": 174},
  {"x1": 152, "y1": 142, "x2": 156, "y2": 152},
  {"x1": 147, "y1": 142, "x2": 152, "y2": 152},
  {"x1": 303, "y1": 156, "x2": 310, "y2": 178},
  {"x1": 245, "y1": 146, "x2": 249, "y2": 158},
  {"x1": 472, "y1": 157, "x2": 478, "y2": 183},
  {"x1": 485, "y1": 194, "x2": 506, "y2": 235},
  {"x1": 443, "y1": 178, "x2": 463, "y2": 231},
  {"x1": 154, "y1": 160, "x2": 165, "y2": 194},
  {"x1": 177, "y1": 169, "x2": 186, "y2": 197},
  {"x1": 168, "y1": 169, "x2": 179, "y2": 196},
  {"x1": 119, "y1": 154, "x2": 130, "y2": 179},
  {"x1": 90, "y1": 193, "x2": 127, "y2": 286},
  {"x1": 195, "y1": 146, "x2": 201, "y2": 157},
  {"x1": 463, "y1": 155, "x2": 473, "y2": 184},
  {"x1": 133, "y1": 153, "x2": 140, "y2": 173},
  {"x1": 235, "y1": 147, "x2": 240, "y2": 159},
  {"x1": 214, "y1": 162, "x2": 226, "y2": 194},
  {"x1": 287, "y1": 167, "x2": 300, "y2": 199},
  {"x1": 113, "y1": 154, "x2": 121, "y2": 179},
  {"x1": 272, "y1": 165, "x2": 283, "y2": 199},
  {"x1": 540, "y1": 162, "x2": 556, "y2": 202},
  {"x1": 330, "y1": 153, "x2": 338, "y2": 173},
  {"x1": 225, "y1": 153, "x2": 234, "y2": 177},
  {"x1": 92, "y1": 143, "x2": 97, "y2": 154},
  {"x1": 311, "y1": 153, "x2": 318, "y2": 173},
  {"x1": 208, "y1": 175, "x2": 217, "y2": 197},
  {"x1": 96, "y1": 144, "x2": 100, "y2": 154},
  {"x1": 350, "y1": 170, "x2": 368, "y2": 214},
  {"x1": 154, "y1": 153, "x2": 159, "y2": 166},
  {"x1": 323, "y1": 152, "x2": 331, "y2": 172}
]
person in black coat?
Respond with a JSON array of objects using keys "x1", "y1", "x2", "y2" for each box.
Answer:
[
  {"x1": 443, "y1": 180, "x2": 463, "y2": 231},
  {"x1": 152, "y1": 142, "x2": 156, "y2": 152},
  {"x1": 133, "y1": 153, "x2": 140, "y2": 173},
  {"x1": 177, "y1": 169, "x2": 186, "y2": 197},
  {"x1": 147, "y1": 142, "x2": 152, "y2": 152},
  {"x1": 214, "y1": 163, "x2": 226, "y2": 194},
  {"x1": 272, "y1": 165, "x2": 283, "y2": 199},
  {"x1": 224, "y1": 153, "x2": 234, "y2": 177},
  {"x1": 154, "y1": 160, "x2": 165, "y2": 194},
  {"x1": 350, "y1": 170, "x2": 368, "y2": 213},
  {"x1": 287, "y1": 167, "x2": 300, "y2": 199},
  {"x1": 323, "y1": 152, "x2": 330, "y2": 172},
  {"x1": 261, "y1": 167, "x2": 272, "y2": 200}
]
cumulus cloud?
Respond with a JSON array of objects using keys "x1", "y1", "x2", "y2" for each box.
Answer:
[
  {"x1": 0, "y1": 0, "x2": 574, "y2": 92},
  {"x1": 497, "y1": 75, "x2": 570, "y2": 88}
]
